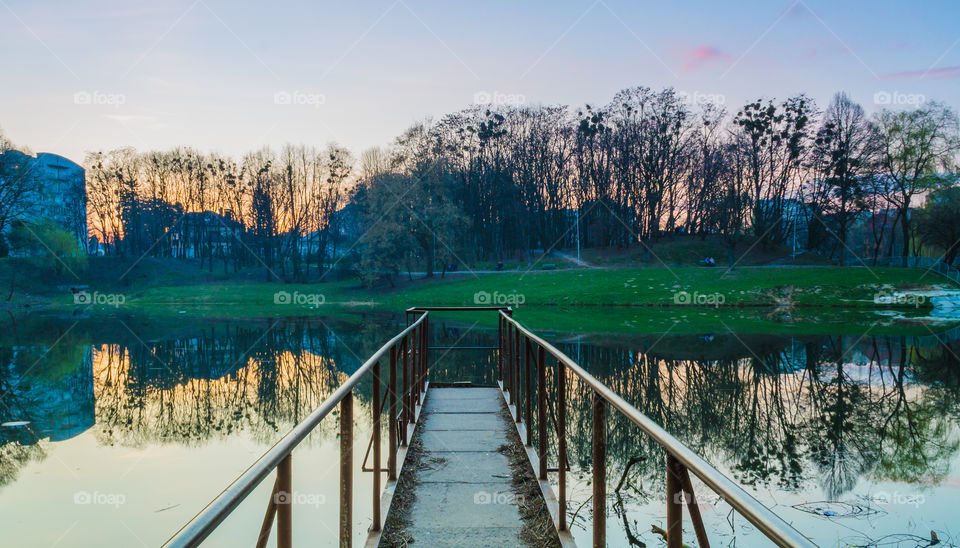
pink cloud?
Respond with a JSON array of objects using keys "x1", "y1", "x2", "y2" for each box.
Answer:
[
  {"x1": 682, "y1": 44, "x2": 732, "y2": 72},
  {"x1": 881, "y1": 65, "x2": 960, "y2": 80}
]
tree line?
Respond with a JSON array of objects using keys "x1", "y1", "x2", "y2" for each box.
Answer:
[
  {"x1": 10, "y1": 86, "x2": 957, "y2": 284},
  {"x1": 83, "y1": 144, "x2": 353, "y2": 278},
  {"x1": 357, "y1": 88, "x2": 959, "y2": 283}
]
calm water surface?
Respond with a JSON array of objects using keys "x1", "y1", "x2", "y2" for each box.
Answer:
[{"x1": 1, "y1": 311, "x2": 959, "y2": 547}]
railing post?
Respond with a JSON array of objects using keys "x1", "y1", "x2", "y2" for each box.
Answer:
[
  {"x1": 401, "y1": 337, "x2": 409, "y2": 446},
  {"x1": 420, "y1": 315, "x2": 428, "y2": 393},
  {"x1": 340, "y1": 391, "x2": 353, "y2": 548},
  {"x1": 515, "y1": 329, "x2": 522, "y2": 423},
  {"x1": 412, "y1": 325, "x2": 419, "y2": 404},
  {"x1": 592, "y1": 392, "x2": 606, "y2": 548},
  {"x1": 558, "y1": 362, "x2": 567, "y2": 531},
  {"x1": 666, "y1": 454, "x2": 683, "y2": 548},
  {"x1": 255, "y1": 479, "x2": 279, "y2": 548},
  {"x1": 371, "y1": 360, "x2": 382, "y2": 532},
  {"x1": 504, "y1": 322, "x2": 512, "y2": 396},
  {"x1": 511, "y1": 324, "x2": 517, "y2": 397},
  {"x1": 524, "y1": 337, "x2": 532, "y2": 443},
  {"x1": 277, "y1": 454, "x2": 292, "y2": 548},
  {"x1": 388, "y1": 346, "x2": 397, "y2": 481},
  {"x1": 679, "y1": 466, "x2": 711, "y2": 548},
  {"x1": 537, "y1": 345, "x2": 547, "y2": 480},
  {"x1": 498, "y1": 315, "x2": 503, "y2": 384}
]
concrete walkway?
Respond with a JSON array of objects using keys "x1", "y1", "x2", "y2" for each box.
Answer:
[{"x1": 391, "y1": 387, "x2": 525, "y2": 546}]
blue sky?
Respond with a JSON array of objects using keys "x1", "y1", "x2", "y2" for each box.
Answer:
[{"x1": 1, "y1": 0, "x2": 958, "y2": 164}]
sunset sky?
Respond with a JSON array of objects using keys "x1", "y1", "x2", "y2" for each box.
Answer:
[{"x1": 1, "y1": 0, "x2": 958, "y2": 164}]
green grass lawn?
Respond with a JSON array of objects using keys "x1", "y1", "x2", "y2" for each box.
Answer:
[
  {"x1": 62, "y1": 265, "x2": 956, "y2": 310},
  {"x1": 5, "y1": 262, "x2": 950, "y2": 337},
  {"x1": 15, "y1": 263, "x2": 960, "y2": 337},
  {"x1": 374, "y1": 266, "x2": 955, "y2": 308}
]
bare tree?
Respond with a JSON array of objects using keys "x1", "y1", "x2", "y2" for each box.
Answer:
[
  {"x1": 876, "y1": 102, "x2": 960, "y2": 260},
  {"x1": 0, "y1": 130, "x2": 39, "y2": 255},
  {"x1": 808, "y1": 92, "x2": 879, "y2": 264}
]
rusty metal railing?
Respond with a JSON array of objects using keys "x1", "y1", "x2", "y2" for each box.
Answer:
[
  {"x1": 165, "y1": 305, "x2": 815, "y2": 548},
  {"x1": 163, "y1": 311, "x2": 430, "y2": 548},
  {"x1": 498, "y1": 311, "x2": 817, "y2": 548}
]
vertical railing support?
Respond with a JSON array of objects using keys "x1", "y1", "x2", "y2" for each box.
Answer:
[
  {"x1": 592, "y1": 393, "x2": 606, "y2": 548},
  {"x1": 515, "y1": 328, "x2": 522, "y2": 423},
  {"x1": 558, "y1": 362, "x2": 567, "y2": 531},
  {"x1": 498, "y1": 315, "x2": 503, "y2": 383},
  {"x1": 524, "y1": 337, "x2": 532, "y2": 444},
  {"x1": 666, "y1": 454, "x2": 683, "y2": 548},
  {"x1": 371, "y1": 360, "x2": 382, "y2": 532},
  {"x1": 339, "y1": 391, "x2": 353, "y2": 548},
  {"x1": 537, "y1": 345, "x2": 547, "y2": 480},
  {"x1": 401, "y1": 337, "x2": 409, "y2": 447},
  {"x1": 412, "y1": 325, "x2": 419, "y2": 405},
  {"x1": 510, "y1": 324, "x2": 516, "y2": 397},
  {"x1": 277, "y1": 454, "x2": 292, "y2": 548},
  {"x1": 255, "y1": 478, "x2": 279, "y2": 548},
  {"x1": 388, "y1": 346, "x2": 397, "y2": 481},
  {"x1": 505, "y1": 323, "x2": 512, "y2": 396},
  {"x1": 680, "y1": 466, "x2": 710, "y2": 548},
  {"x1": 417, "y1": 312, "x2": 430, "y2": 394}
]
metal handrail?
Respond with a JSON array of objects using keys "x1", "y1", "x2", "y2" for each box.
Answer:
[
  {"x1": 499, "y1": 311, "x2": 817, "y2": 548},
  {"x1": 164, "y1": 312, "x2": 429, "y2": 548},
  {"x1": 165, "y1": 305, "x2": 815, "y2": 548}
]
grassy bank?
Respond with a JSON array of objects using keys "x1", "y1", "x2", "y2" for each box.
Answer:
[
  {"x1": 18, "y1": 301, "x2": 953, "y2": 338},
  {"x1": 5, "y1": 255, "x2": 956, "y2": 309},
  {"x1": 375, "y1": 266, "x2": 955, "y2": 308},
  {"x1": 109, "y1": 265, "x2": 959, "y2": 310},
  {"x1": 6, "y1": 257, "x2": 958, "y2": 335}
]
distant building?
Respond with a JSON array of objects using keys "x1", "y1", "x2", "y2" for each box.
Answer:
[
  {"x1": 296, "y1": 203, "x2": 364, "y2": 259},
  {"x1": 171, "y1": 211, "x2": 243, "y2": 259},
  {"x1": 756, "y1": 198, "x2": 812, "y2": 253},
  {"x1": 0, "y1": 150, "x2": 87, "y2": 253}
]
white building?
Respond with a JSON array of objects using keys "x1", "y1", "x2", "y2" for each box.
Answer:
[{"x1": 1, "y1": 151, "x2": 87, "y2": 253}]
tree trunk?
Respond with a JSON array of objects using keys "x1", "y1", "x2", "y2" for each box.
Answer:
[{"x1": 900, "y1": 207, "x2": 911, "y2": 265}]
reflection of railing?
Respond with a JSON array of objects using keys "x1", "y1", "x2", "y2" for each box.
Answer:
[
  {"x1": 499, "y1": 311, "x2": 817, "y2": 548},
  {"x1": 163, "y1": 312, "x2": 430, "y2": 548}
]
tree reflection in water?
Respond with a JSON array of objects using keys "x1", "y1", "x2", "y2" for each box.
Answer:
[
  {"x1": 1, "y1": 316, "x2": 959, "y2": 544},
  {"x1": 529, "y1": 331, "x2": 960, "y2": 544},
  {"x1": 0, "y1": 315, "x2": 397, "y2": 488}
]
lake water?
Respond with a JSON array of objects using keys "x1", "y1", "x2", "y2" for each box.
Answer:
[{"x1": 1, "y1": 310, "x2": 958, "y2": 547}]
